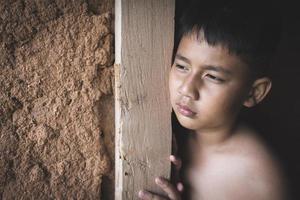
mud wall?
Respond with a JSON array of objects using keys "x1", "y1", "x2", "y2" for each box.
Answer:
[{"x1": 0, "y1": 0, "x2": 115, "y2": 199}]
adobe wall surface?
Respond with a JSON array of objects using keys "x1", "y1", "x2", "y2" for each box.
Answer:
[{"x1": 0, "y1": 0, "x2": 115, "y2": 199}]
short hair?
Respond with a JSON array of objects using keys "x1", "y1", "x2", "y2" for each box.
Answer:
[{"x1": 176, "y1": 0, "x2": 282, "y2": 78}]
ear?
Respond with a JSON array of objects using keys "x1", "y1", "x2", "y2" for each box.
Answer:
[{"x1": 243, "y1": 77, "x2": 272, "y2": 107}]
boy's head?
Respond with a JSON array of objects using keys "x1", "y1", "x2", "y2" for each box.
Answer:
[
  {"x1": 176, "y1": 0, "x2": 282, "y2": 79},
  {"x1": 169, "y1": 0, "x2": 282, "y2": 131}
]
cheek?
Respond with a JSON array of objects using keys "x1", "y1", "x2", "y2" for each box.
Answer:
[
  {"x1": 169, "y1": 71, "x2": 183, "y2": 111},
  {"x1": 212, "y1": 87, "x2": 246, "y2": 113},
  {"x1": 168, "y1": 69, "x2": 178, "y2": 97},
  {"x1": 202, "y1": 84, "x2": 240, "y2": 106}
]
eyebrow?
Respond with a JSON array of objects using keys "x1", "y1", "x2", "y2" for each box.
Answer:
[
  {"x1": 175, "y1": 54, "x2": 232, "y2": 75},
  {"x1": 175, "y1": 54, "x2": 192, "y2": 65}
]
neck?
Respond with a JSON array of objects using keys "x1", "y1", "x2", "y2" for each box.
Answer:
[{"x1": 193, "y1": 122, "x2": 238, "y2": 148}]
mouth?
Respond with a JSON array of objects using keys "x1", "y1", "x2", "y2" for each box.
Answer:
[{"x1": 176, "y1": 103, "x2": 197, "y2": 117}]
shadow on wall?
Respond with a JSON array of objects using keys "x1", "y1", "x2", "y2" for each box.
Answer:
[{"x1": 175, "y1": 0, "x2": 300, "y2": 199}]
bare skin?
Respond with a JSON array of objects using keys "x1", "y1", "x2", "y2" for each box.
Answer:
[
  {"x1": 187, "y1": 125, "x2": 287, "y2": 200},
  {"x1": 138, "y1": 33, "x2": 287, "y2": 199}
]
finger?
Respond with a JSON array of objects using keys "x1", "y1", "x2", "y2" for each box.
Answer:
[
  {"x1": 170, "y1": 155, "x2": 182, "y2": 170},
  {"x1": 155, "y1": 177, "x2": 181, "y2": 200},
  {"x1": 177, "y1": 182, "x2": 184, "y2": 192},
  {"x1": 138, "y1": 190, "x2": 166, "y2": 200}
]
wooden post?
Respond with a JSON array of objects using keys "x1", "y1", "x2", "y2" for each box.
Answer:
[{"x1": 115, "y1": 0, "x2": 175, "y2": 199}]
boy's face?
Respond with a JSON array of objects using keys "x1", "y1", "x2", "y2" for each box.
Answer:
[{"x1": 169, "y1": 34, "x2": 252, "y2": 132}]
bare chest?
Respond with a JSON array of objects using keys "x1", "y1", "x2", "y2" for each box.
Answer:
[{"x1": 185, "y1": 154, "x2": 250, "y2": 200}]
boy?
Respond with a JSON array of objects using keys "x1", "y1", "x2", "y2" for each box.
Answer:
[{"x1": 139, "y1": 0, "x2": 288, "y2": 199}]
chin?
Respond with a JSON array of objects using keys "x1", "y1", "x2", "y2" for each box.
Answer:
[{"x1": 175, "y1": 112, "x2": 200, "y2": 131}]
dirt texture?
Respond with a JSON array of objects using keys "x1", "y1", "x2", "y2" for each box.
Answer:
[{"x1": 0, "y1": 0, "x2": 115, "y2": 199}]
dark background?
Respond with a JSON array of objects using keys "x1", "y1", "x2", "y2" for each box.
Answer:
[{"x1": 175, "y1": 1, "x2": 300, "y2": 199}]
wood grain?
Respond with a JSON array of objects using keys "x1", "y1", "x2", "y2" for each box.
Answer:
[{"x1": 115, "y1": 0, "x2": 175, "y2": 199}]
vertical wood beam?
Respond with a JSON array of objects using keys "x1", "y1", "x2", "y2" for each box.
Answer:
[{"x1": 115, "y1": 0, "x2": 175, "y2": 199}]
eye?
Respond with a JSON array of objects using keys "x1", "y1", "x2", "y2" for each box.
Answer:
[
  {"x1": 175, "y1": 64, "x2": 188, "y2": 71},
  {"x1": 205, "y1": 74, "x2": 225, "y2": 83}
]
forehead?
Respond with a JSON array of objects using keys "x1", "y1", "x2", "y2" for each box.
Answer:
[{"x1": 176, "y1": 34, "x2": 249, "y2": 74}]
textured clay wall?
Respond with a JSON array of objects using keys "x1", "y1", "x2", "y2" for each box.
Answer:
[{"x1": 0, "y1": 0, "x2": 114, "y2": 199}]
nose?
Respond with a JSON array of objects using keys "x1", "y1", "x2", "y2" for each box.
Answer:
[{"x1": 178, "y1": 75, "x2": 200, "y2": 100}]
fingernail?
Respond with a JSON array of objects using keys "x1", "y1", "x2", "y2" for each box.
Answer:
[
  {"x1": 177, "y1": 183, "x2": 184, "y2": 191},
  {"x1": 155, "y1": 177, "x2": 163, "y2": 185},
  {"x1": 170, "y1": 155, "x2": 175, "y2": 161},
  {"x1": 138, "y1": 190, "x2": 145, "y2": 198}
]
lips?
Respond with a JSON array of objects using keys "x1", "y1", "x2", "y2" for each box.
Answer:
[{"x1": 176, "y1": 103, "x2": 197, "y2": 117}]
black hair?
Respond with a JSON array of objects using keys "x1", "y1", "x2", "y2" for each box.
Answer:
[{"x1": 176, "y1": 0, "x2": 282, "y2": 78}]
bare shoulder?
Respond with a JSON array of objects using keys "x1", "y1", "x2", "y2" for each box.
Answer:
[
  {"x1": 220, "y1": 125, "x2": 288, "y2": 199},
  {"x1": 190, "y1": 125, "x2": 288, "y2": 200}
]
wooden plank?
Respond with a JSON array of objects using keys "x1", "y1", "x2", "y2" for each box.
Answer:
[{"x1": 115, "y1": 0, "x2": 175, "y2": 199}]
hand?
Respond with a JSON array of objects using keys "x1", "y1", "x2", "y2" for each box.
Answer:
[
  {"x1": 138, "y1": 155, "x2": 183, "y2": 200},
  {"x1": 138, "y1": 177, "x2": 181, "y2": 200},
  {"x1": 170, "y1": 155, "x2": 184, "y2": 192},
  {"x1": 171, "y1": 133, "x2": 184, "y2": 192}
]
